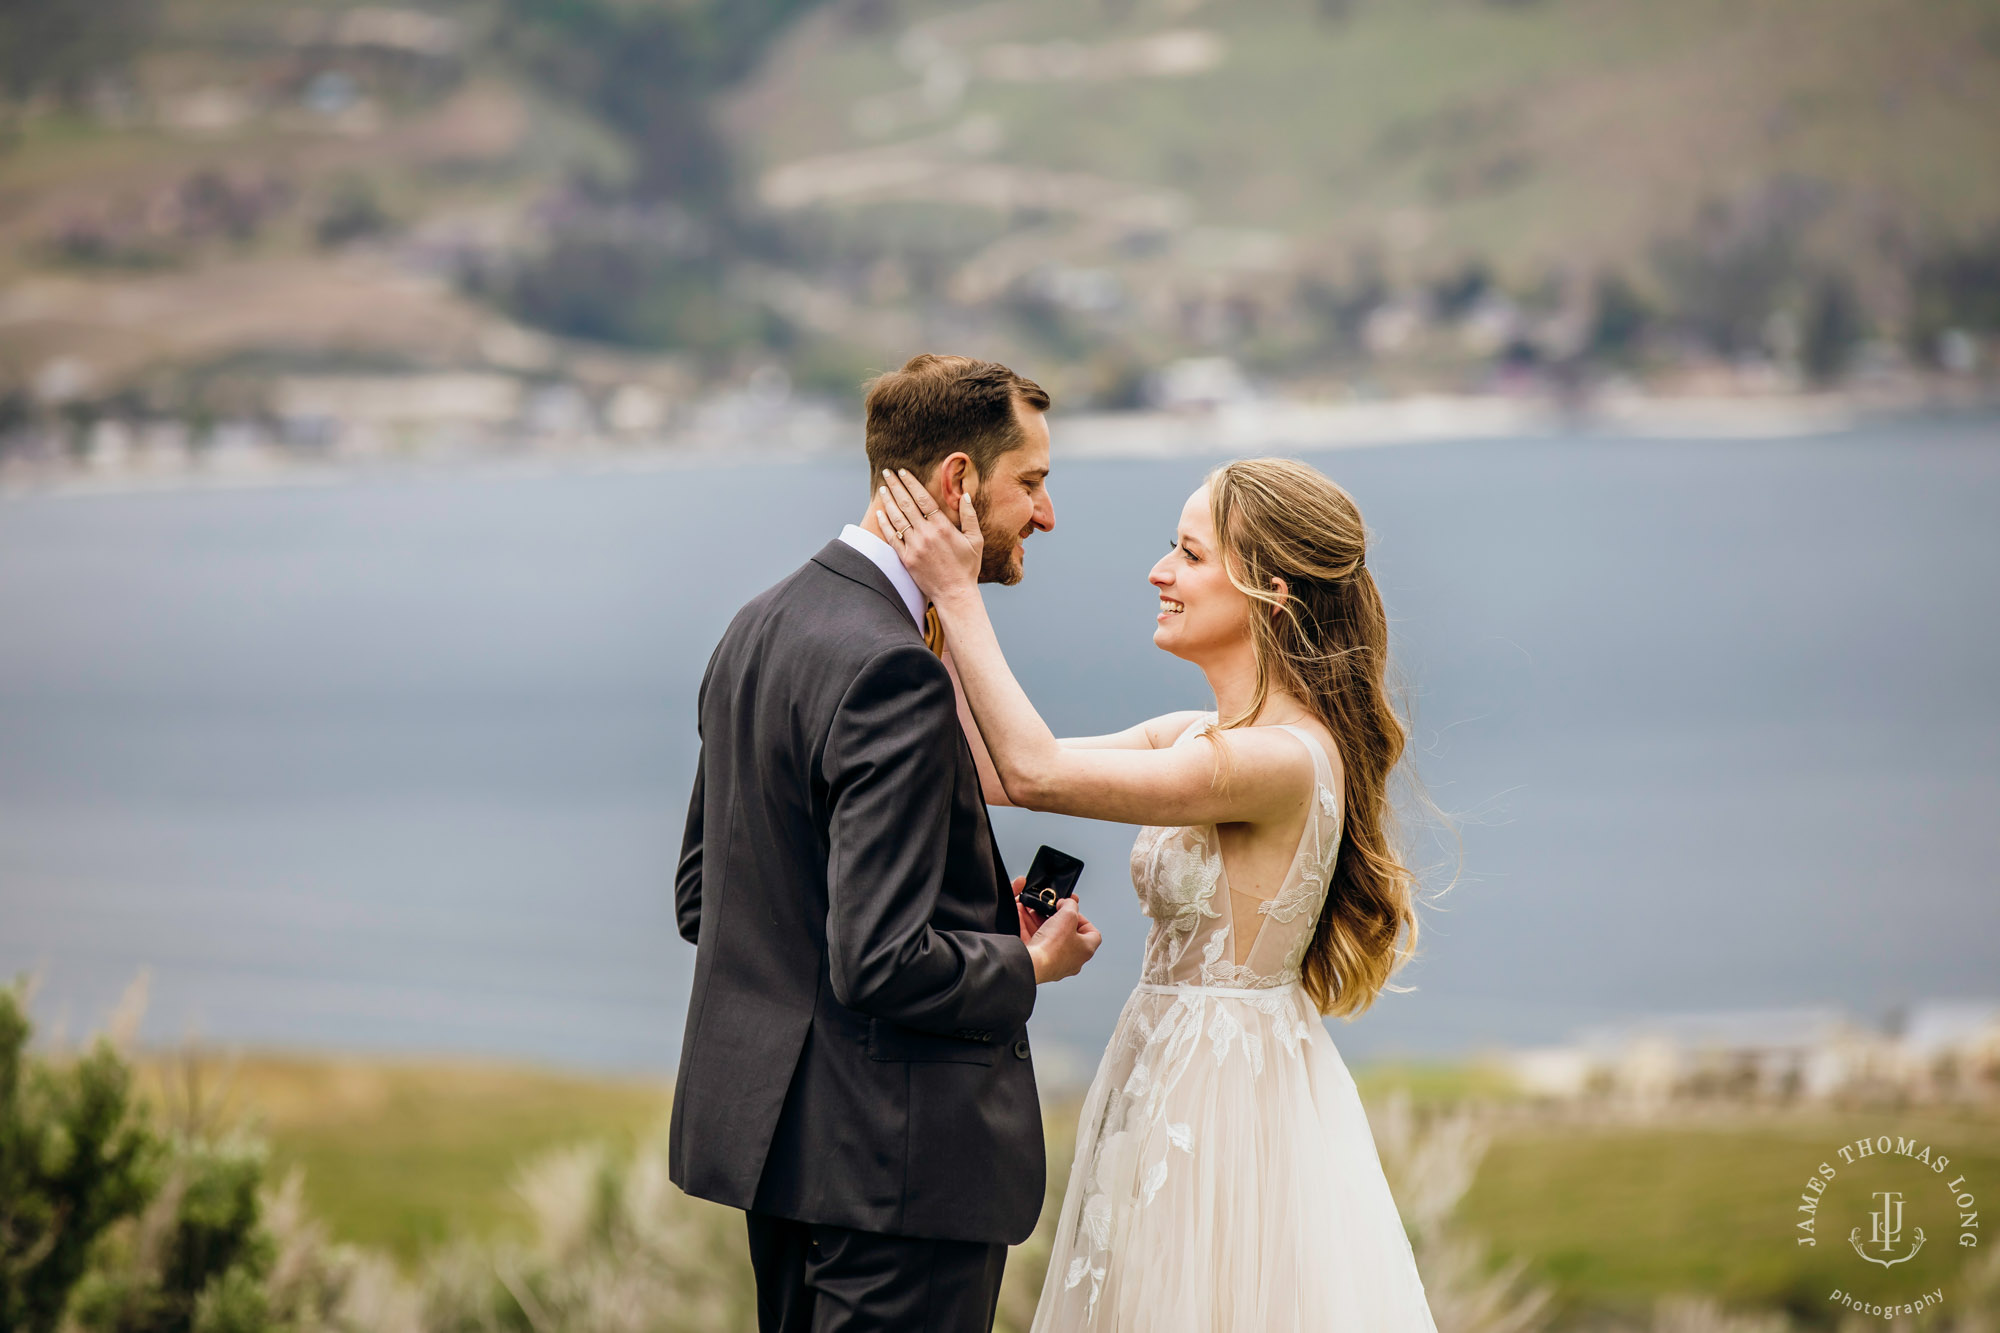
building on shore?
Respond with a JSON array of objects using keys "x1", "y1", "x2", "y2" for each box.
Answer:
[{"x1": 1495, "y1": 1000, "x2": 2000, "y2": 1106}]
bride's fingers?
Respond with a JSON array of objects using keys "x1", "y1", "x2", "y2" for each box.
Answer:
[
  {"x1": 875, "y1": 481, "x2": 908, "y2": 528},
  {"x1": 874, "y1": 494, "x2": 907, "y2": 541},
  {"x1": 874, "y1": 489, "x2": 909, "y2": 541},
  {"x1": 877, "y1": 487, "x2": 925, "y2": 549},
  {"x1": 889, "y1": 469, "x2": 937, "y2": 520},
  {"x1": 881, "y1": 469, "x2": 931, "y2": 528}
]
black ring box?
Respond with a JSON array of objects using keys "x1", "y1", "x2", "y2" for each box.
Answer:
[{"x1": 1016, "y1": 844, "x2": 1085, "y2": 917}]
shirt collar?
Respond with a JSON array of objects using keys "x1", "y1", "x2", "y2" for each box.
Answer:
[{"x1": 838, "y1": 523, "x2": 926, "y2": 627}]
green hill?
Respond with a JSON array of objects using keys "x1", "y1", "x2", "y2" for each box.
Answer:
[
  {"x1": 724, "y1": 0, "x2": 2000, "y2": 394},
  {"x1": 737, "y1": 0, "x2": 2000, "y2": 269},
  {"x1": 2, "y1": 0, "x2": 1997, "y2": 429}
]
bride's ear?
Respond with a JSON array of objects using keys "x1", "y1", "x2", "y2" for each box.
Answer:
[{"x1": 1268, "y1": 575, "x2": 1289, "y2": 615}]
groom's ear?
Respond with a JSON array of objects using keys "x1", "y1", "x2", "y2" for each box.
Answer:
[{"x1": 938, "y1": 452, "x2": 976, "y2": 509}]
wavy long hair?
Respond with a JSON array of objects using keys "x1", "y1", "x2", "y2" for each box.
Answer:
[{"x1": 1204, "y1": 458, "x2": 1425, "y2": 1018}]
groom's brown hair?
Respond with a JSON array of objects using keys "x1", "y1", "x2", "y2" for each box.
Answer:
[{"x1": 863, "y1": 354, "x2": 1049, "y2": 488}]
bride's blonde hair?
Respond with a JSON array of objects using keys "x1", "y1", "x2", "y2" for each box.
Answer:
[{"x1": 1204, "y1": 458, "x2": 1424, "y2": 1018}]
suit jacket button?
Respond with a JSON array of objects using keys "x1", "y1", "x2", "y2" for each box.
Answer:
[{"x1": 1013, "y1": 1039, "x2": 1031, "y2": 1060}]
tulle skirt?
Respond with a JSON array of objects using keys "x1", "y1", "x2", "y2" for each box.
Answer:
[{"x1": 1030, "y1": 982, "x2": 1439, "y2": 1333}]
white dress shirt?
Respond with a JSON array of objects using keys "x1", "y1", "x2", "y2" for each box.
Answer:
[{"x1": 839, "y1": 523, "x2": 926, "y2": 628}]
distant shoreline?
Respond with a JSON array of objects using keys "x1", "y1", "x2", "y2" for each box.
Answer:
[{"x1": 4, "y1": 391, "x2": 1996, "y2": 503}]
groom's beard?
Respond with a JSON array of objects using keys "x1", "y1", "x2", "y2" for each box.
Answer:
[{"x1": 973, "y1": 489, "x2": 1026, "y2": 585}]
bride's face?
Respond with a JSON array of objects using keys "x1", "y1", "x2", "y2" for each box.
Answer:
[{"x1": 1149, "y1": 487, "x2": 1251, "y2": 661}]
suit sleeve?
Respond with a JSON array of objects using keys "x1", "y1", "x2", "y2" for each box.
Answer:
[
  {"x1": 675, "y1": 758, "x2": 703, "y2": 945},
  {"x1": 822, "y1": 644, "x2": 1036, "y2": 1035}
]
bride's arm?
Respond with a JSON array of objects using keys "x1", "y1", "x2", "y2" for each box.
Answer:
[
  {"x1": 1060, "y1": 711, "x2": 1205, "y2": 751},
  {"x1": 947, "y1": 644, "x2": 1188, "y2": 805},
  {"x1": 878, "y1": 473, "x2": 1309, "y2": 826},
  {"x1": 938, "y1": 586, "x2": 1308, "y2": 824}
]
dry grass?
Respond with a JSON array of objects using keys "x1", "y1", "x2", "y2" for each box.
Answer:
[
  {"x1": 131, "y1": 1047, "x2": 674, "y2": 1267},
  {"x1": 119, "y1": 1045, "x2": 2000, "y2": 1331}
]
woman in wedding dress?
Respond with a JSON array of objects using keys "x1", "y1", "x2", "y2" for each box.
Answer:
[{"x1": 875, "y1": 456, "x2": 1438, "y2": 1333}]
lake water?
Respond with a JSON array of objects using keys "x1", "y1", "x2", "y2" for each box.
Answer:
[{"x1": 2, "y1": 420, "x2": 1996, "y2": 1080}]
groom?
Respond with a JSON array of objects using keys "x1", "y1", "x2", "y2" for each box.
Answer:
[{"x1": 669, "y1": 354, "x2": 1102, "y2": 1332}]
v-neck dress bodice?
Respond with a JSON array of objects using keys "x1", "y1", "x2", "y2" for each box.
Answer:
[{"x1": 1131, "y1": 714, "x2": 1344, "y2": 991}]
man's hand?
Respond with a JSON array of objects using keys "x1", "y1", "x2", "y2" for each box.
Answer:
[{"x1": 1023, "y1": 892, "x2": 1101, "y2": 985}]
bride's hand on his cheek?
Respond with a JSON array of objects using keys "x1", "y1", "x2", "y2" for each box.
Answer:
[{"x1": 877, "y1": 468, "x2": 981, "y2": 599}]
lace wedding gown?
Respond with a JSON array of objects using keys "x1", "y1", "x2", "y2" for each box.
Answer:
[{"x1": 1030, "y1": 716, "x2": 1439, "y2": 1333}]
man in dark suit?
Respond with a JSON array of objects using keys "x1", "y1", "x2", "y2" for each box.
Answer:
[{"x1": 669, "y1": 354, "x2": 1102, "y2": 1332}]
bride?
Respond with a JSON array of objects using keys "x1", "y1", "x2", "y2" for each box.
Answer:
[{"x1": 875, "y1": 456, "x2": 1439, "y2": 1333}]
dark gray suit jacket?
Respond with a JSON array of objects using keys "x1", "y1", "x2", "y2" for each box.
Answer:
[{"x1": 667, "y1": 538, "x2": 1045, "y2": 1245}]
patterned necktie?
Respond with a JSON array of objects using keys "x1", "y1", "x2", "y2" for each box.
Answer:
[{"x1": 922, "y1": 604, "x2": 945, "y2": 657}]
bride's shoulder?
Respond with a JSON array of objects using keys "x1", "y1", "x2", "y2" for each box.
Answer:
[{"x1": 1141, "y1": 710, "x2": 1211, "y2": 749}]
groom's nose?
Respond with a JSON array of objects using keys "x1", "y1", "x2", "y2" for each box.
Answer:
[{"x1": 1032, "y1": 487, "x2": 1054, "y2": 533}]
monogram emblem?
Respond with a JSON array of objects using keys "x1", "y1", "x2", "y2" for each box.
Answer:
[{"x1": 1848, "y1": 1190, "x2": 1926, "y2": 1268}]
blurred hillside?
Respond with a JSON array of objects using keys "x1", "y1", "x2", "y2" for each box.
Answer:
[
  {"x1": 728, "y1": 0, "x2": 2000, "y2": 401},
  {"x1": 2, "y1": 0, "x2": 1997, "y2": 471}
]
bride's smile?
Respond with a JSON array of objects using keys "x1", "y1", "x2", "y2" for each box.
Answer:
[{"x1": 1147, "y1": 487, "x2": 1250, "y2": 663}]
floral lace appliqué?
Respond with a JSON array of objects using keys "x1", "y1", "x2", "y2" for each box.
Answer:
[{"x1": 1043, "y1": 719, "x2": 1354, "y2": 1329}]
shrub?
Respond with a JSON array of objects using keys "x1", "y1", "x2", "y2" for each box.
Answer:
[
  {"x1": 1, "y1": 981, "x2": 411, "y2": 1333},
  {"x1": 0, "y1": 982, "x2": 164, "y2": 1333},
  {"x1": 67, "y1": 1133, "x2": 277, "y2": 1333}
]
